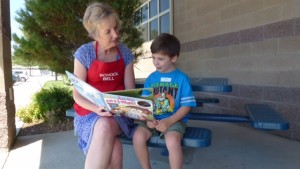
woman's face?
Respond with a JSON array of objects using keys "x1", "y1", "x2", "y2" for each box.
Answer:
[{"x1": 96, "y1": 15, "x2": 119, "y2": 50}]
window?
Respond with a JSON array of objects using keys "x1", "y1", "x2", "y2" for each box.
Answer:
[
  {"x1": 134, "y1": 0, "x2": 173, "y2": 41},
  {"x1": 141, "y1": 5, "x2": 148, "y2": 23},
  {"x1": 149, "y1": 0, "x2": 157, "y2": 18},
  {"x1": 150, "y1": 19, "x2": 158, "y2": 40}
]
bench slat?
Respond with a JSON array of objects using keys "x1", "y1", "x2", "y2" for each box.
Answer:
[
  {"x1": 245, "y1": 104, "x2": 289, "y2": 130},
  {"x1": 187, "y1": 112, "x2": 250, "y2": 123}
]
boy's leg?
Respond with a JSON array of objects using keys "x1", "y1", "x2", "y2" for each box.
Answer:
[
  {"x1": 165, "y1": 131, "x2": 183, "y2": 169},
  {"x1": 133, "y1": 126, "x2": 152, "y2": 169},
  {"x1": 164, "y1": 121, "x2": 186, "y2": 169}
]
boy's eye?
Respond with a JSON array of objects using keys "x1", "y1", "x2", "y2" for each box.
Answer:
[{"x1": 152, "y1": 56, "x2": 164, "y2": 61}]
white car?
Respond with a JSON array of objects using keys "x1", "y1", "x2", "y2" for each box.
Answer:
[{"x1": 13, "y1": 71, "x2": 29, "y2": 82}]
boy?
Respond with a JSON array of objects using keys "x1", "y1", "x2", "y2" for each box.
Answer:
[{"x1": 133, "y1": 33, "x2": 196, "y2": 169}]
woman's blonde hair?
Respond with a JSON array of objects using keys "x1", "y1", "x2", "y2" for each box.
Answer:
[{"x1": 83, "y1": 2, "x2": 120, "y2": 39}]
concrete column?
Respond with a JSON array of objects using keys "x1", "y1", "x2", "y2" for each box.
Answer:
[{"x1": 0, "y1": 0, "x2": 16, "y2": 151}]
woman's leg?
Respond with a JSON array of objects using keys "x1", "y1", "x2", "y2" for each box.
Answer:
[
  {"x1": 165, "y1": 131, "x2": 183, "y2": 169},
  {"x1": 108, "y1": 138, "x2": 123, "y2": 169},
  {"x1": 133, "y1": 127, "x2": 152, "y2": 169},
  {"x1": 85, "y1": 117, "x2": 122, "y2": 169}
]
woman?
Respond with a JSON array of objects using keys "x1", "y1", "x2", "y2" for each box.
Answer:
[{"x1": 72, "y1": 2, "x2": 135, "y2": 169}]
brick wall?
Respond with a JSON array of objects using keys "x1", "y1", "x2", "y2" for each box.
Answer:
[{"x1": 174, "y1": 0, "x2": 300, "y2": 141}]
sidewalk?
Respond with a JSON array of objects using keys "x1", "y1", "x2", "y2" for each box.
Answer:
[{"x1": 1, "y1": 121, "x2": 300, "y2": 169}]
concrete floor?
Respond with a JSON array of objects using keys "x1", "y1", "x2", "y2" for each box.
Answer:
[{"x1": 1, "y1": 120, "x2": 300, "y2": 169}]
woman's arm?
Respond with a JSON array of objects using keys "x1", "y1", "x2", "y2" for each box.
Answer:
[
  {"x1": 73, "y1": 59, "x2": 111, "y2": 116},
  {"x1": 124, "y1": 62, "x2": 135, "y2": 89}
]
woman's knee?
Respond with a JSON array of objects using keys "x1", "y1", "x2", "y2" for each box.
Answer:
[{"x1": 94, "y1": 118, "x2": 119, "y2": 135}]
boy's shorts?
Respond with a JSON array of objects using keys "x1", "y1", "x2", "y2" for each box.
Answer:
[{"x1": 136, "y1": 120, "x2": 187, "y2": 138}]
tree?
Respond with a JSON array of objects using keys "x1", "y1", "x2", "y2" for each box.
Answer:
[{"x1": 12, "y1": 0, "x2": 143, "y2": 74}]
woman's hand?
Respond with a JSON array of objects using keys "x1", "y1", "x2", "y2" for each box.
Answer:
[{"x1": 95, "y1": 105, "x2": 113, "y2": 116}]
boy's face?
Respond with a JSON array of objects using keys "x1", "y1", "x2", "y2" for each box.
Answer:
[{"x1": 152, "y1": 53, "x2": 177, "y2": 73}]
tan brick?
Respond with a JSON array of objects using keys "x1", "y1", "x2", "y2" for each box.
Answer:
[
  {"x1": 263, "y1": 0, "x2": 287, "y2": 8},
  {"x1": 201, "y1": 11, "x2": 221, "y2": 27},
  {"x1": 239, "y1": 0, "x2": 264, "y2": 16},
  {"x1": 220, "y1": 4, "x2": 240, "y2": 21},
  {"x1": 252, "y1": 39, "x2": 279, "y2": 56},
  {"x1": 279, "y1": 36, "x2": 300, "y2": 54},
  {"x1": 194, "y1": 25, "x2": 214, "y2": 39},
  {"x1": 186, "y1": 0, "x2": 201, "y2": 10},
  {"x1": 278, "y1": 70, "x2": 300, "y2": 87},
  {"x1": 251, "y1": 6, "x2": 281, "y2": 26},
  {"x1": 231, "y1": 14, "x2": 254, "y2": 32},
  {"x1": 229, "y1": 44, "x2": 252, "y2": 58},
  {"x1": 197, "y1": 0, "x2": 231, "y2": 16},
  {"x1": 277, "y1": 1, "x2": 298, "y2": 20},
  {"x1": 264, "y1": 55, "x2": 300, "y2": 72},
  {"x1": 211, "y1": 47, "x2": 229, "y2": 59},
  {"x1": 297, "y1": 3, "x2": 300, "y2": 17}
]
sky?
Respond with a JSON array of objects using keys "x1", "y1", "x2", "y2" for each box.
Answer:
[{"x1": 10, "y1": 0, "x2": 25, "y2": 36}]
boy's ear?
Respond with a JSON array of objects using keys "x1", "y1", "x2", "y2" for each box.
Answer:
[{"x1": 171, "y1": 55, "x2": 178, "y2": 63}]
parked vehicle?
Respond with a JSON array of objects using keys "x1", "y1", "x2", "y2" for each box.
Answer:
[
  {"x1": 13, "y1": 71, "x2": 29, "y2": 82},
  {"x1": 12, "y1": 72, "x2": 21, "y2": 83}
]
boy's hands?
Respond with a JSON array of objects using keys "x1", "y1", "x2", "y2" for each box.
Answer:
[
  {"x1": 146, "y1": 118, "x2": 172, "y2": 132},
  {"x1": 146, "y1": 120, "x2": 158, "y2": 129},
  {"x1": 155, "y1": 118, "x2": 172, "y2": 132}
]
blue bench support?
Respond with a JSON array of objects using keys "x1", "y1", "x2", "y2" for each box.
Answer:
[{"x1": 66, "y1": 108, "x2": 212, "y2": 149}]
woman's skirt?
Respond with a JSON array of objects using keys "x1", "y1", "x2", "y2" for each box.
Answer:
[{"x1": 74, "y1": 112, "x2": 136, "y2": 155}]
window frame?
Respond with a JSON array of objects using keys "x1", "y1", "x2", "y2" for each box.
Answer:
[{"x1": 135, "y1": 0, "x2": 173, "y2": 41}]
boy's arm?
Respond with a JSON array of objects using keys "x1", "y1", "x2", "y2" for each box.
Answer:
[{"x1": 155, "y1": 106, "x2": 191, "y2": 132}]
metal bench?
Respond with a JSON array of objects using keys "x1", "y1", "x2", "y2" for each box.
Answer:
[
  {"x1": 187, "y1": 104, "x2": 289, "y2": 130},
  {"x1": 66, "y1": 108, "x2": 212, "y2": 149}
]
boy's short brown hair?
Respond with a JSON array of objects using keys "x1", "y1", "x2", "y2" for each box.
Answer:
[{"x1": 150, "y1": 33, "x2": 180, "y2": 58}]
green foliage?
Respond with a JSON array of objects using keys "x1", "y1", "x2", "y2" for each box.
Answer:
[
  {"x1": 43, "y1": 80, "x2": 72, "y2": 89},
  {"x1": 33, "y1": 87, "x2": 74, "y2": 124},
  {"x1": 16, "y1": 102, "x2": 43, "y2": 123},
  {"x1": 16, "y1": 81, "x2": 74, "y2": 124},
  {"x1": 12, "y1": 0, "x2": 143, "y2": 73},
  {"x1": 61, "y1": 74, "x2": 72, "y2": 86}
]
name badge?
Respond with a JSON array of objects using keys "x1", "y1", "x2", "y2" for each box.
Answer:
[{"x1": 161, "y1": 77, "x2": 171, "y2": 82}]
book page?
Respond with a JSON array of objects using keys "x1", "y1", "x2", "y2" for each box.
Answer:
[{"x1": 65, "y1": 71, "x2": 106, "y2": 107}]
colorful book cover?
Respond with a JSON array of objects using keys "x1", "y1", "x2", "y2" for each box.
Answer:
[{"x1": 65, "y1": 71, "x2": 155, "y2": 121}]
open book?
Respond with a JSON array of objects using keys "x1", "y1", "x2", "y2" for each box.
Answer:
[{"x1": 66, "y1": 71, "x2": 154, "y2": 121}]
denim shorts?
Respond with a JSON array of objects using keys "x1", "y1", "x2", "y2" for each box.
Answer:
[{"x1": 137, "y1": 120, "x2": 187, "y2": 138}]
